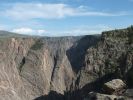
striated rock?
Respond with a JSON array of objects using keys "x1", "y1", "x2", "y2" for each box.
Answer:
[
  {"x1": 103, "y1": 79, "x2": 126, "y2": 94},
  {"x1": 0, "y1": 26, "x2": 133, "y2": 100},
  {"x1": 0, "y1": 31, "x2": 100, "y2": 100}
]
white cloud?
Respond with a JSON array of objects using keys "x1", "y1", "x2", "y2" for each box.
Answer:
[
  {"x1": 63, "y1": 25, "x2": 112, "y2": 36},
  {"x1": 45, "y1": 25, "x2": 113, "y2": 36},
  {"x1": 3, "y1": 3, "x2": 128, "y2": 20},
  {"x1": 38, "y1": 30, "x2": 46, "y2": 34},
  {"x1": 11, "y1": 25, "x2": 112, "y2": 36},
  {"x1": 0, "y1": 26, "x2": 3, "y2": 30},
  {"x1": 13, "y1": 28, "x2": 34, "y2": 34},
  {"x1": 0, "y1": 25, "x2": 6, "y2": 30},
  {"x1": 12, "y1": 27, "x2": 46, "y2": 36}
]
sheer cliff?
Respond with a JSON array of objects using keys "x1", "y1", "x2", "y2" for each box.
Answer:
[
  {"x1": 0, "y1": 26, "x2": 133, "y2": 100},
  {"x1": 0, "y1": 31, "x2": 99, "y2": 100}
]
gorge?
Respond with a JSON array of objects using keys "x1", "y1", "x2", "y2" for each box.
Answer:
[{"x1": 0, "y1": 26, "x2": 133, "y2": 100}]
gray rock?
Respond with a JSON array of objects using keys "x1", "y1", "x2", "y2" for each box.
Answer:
[
  {"x1": 0, "y1": 26, "x2": 133, "y2": 100},
  {"x1": 0, "y1": 31, "x2": 100, "y2": 100},
  {"x1": 124, "y1": 89, "x2": 133, "y2": 97},
  {"x1": 87, "y1": 92, "x2": 117, "y2": 100},
  {"x1": 84, "y1": 92, "x2": 131, "y2": 100},
  {"x1": 103, "y1": 79, "x2": 126, "y2": 94}
]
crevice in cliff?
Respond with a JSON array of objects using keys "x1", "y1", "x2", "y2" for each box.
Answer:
[
  {"x1": 19, "y1": 57, "x2": 26, "y2": 73},
  {"x1": 50, "y1": 53, "x2": 58, "y2": 88},
  {"x1": 34, "y1": 72, "x2": 118, "y2": 100},
  {"x1": 2, "y1": 27, "x2": 133, "y2": 100},
  {"x1": 66, "y1": 35, "x2": 100, "y2": 73}
]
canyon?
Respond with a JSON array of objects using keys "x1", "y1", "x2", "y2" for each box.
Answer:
[{"x1": 0, "y1": 26, "x2": 133, "y2": 100}]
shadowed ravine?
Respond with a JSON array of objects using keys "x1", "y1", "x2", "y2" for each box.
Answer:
[{"x1": 0, "y1": 26, "x2": 133, "y2": 100}]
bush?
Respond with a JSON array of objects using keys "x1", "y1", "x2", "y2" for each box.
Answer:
[
  {"x1": 127, "y1": 26, "x2": 133, "y2": 44},
  {"x1": 104, "y1": 59, "x2": 117, "y2": 74},
  {"x1": 31, "y1": 39, "x2": 43, "y2": 50}
]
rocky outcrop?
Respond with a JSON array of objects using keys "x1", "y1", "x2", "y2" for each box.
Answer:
[
  {"x1": 68, "y1": 26, "x2": 133, "y2": 99},
  {"x1": 0, "y1": 26, "x2": 133, "y2": 100},
  {"x1": 84, "y1": 92, "x2": 131, "y2": 100},
  {"x1": 103, "y1": 79, "x2": 126, "y2": 94},
  {"x1": 123, "y1": 89, "x2": 133, "y2": 97}
]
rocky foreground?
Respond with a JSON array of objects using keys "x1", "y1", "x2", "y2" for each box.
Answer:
[{"x1": 0, "y1": 26, "x2": 133, "y2": 100}]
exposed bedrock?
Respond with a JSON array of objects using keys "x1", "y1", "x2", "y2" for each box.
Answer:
[{"x1": 0, "y1": 26, "x2": 133, "y2": 100}]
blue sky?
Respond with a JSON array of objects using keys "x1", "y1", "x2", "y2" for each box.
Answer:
[{"x1": 0, "y1": 0, "x2": 133, "y2": 36}]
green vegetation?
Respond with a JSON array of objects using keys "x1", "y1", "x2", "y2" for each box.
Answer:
[
  {"x1": 31, "y1": 39, "x2": 44, "y2": 50},
  {"x1": 19, "y1": 57, "x2": 25, "y2": 73},
  {"x1": 127, "y1": 25, "x2": 133, "y2": 44},
  {"x1": 104, "y1": 59, "x2": 118, "y2": 74},
  {"x1": 128, "y1": 47, "x2": 133, "y2": 53}
]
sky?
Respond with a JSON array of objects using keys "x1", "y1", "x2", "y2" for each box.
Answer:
[{"x1": 0, "y1": 0, "x2": 133, "y2": 36}]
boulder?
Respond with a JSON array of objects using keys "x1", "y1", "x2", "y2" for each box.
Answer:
[
  {"x1": 84, "y1": 92, "x2": 130, "y2": 100},
  {"x1": 124, "y1": 89, "x2": 133, "y2": 97},
  {"x1": 103, "y1": 79, "x2": 126, "y2": 94}
]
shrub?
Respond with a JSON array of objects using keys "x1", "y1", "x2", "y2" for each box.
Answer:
[{"x1": 31, "y1": 39, "x2": 43, "y2": 50}]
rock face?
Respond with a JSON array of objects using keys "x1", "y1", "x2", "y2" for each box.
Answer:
[
  {"x1": 0, "y1": 26, "x2": 133, "y2": 100},
  {"x1": 84, "y1": 92, "x2": 131, "y2": 100},
  {"x1": 0, "y1": 32, "x2": 100, "y2": 100},
  {"x1": 103, "y1": 79, "x2": 126, "y2": 94},
  {"x1": 124, "y1": 89, "x2": 133, "y2": 97}
]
